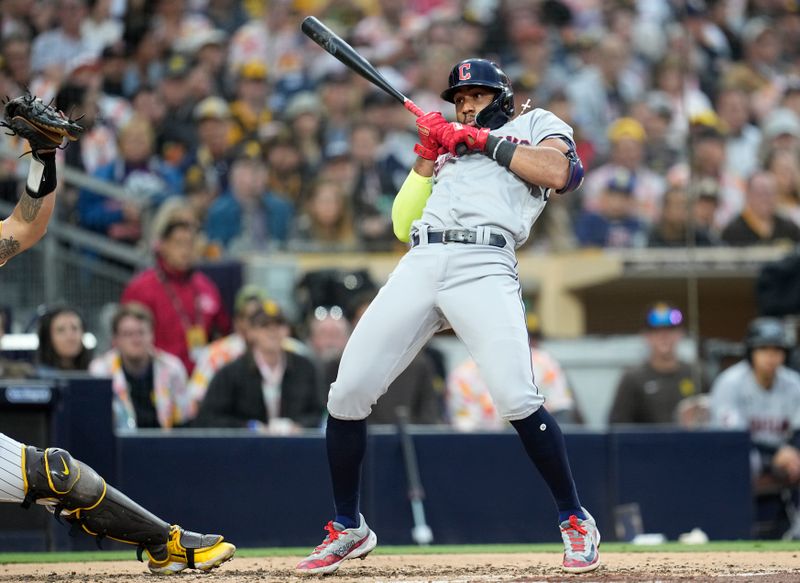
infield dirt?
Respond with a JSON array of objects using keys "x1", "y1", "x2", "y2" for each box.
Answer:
[{"x1": 2, "y1": 551, "x2": 800, "y2": 582}]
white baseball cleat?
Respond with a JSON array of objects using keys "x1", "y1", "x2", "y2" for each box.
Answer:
[
  {"x1": 560, "y1": 507, "x2": 601, "y2": 573},
  {"x1": 296, "y1": 514, "x2": 378, "y2": 575}
]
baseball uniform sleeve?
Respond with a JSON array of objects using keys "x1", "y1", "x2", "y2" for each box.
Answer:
[
  {"x1": 709, "y1": 367, "x2": 747, "y2": 430},
  {"x1": 525, "y1": 109, "x2": 575, "y2": 147}
]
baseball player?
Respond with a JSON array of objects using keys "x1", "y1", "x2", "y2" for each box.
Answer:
[
  {"x1": 0, "y1": 100, "x2": 235, "y2": 573},
  {"x1": 297, "y1": 59, "x2": 599, "y2": 575},
  {"x1": 709, "y1": 317, "x2": 800, "y2": 537}
]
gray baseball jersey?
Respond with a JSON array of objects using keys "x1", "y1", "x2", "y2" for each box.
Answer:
[
  {"x1": 328, "y1": 109, "x2": 571, "y2": 421},
  {"x1": 418, "y1": 108, "x2": 572, "y2": 248},
  {"x1": 0, "y1": 432, "x2": 25, "y2": 503},
  {"x1": 710, "y1": 360, "x2": 800, "y2": 449}
]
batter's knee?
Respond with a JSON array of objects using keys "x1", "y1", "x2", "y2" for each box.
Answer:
[
  {"x1": 327, "y1": 379, "x2": 379, "y2": 421},
  {"x1": 493, "y1": 390, "x2": 545, "y2": 421}
]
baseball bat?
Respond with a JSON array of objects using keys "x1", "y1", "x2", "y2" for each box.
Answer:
[
  {"x1": 395, "y1": 406, "x2": 434, "y2": 546},
  {"x1": 301, "y1": 16, "x2": 425, "y2": 117}
]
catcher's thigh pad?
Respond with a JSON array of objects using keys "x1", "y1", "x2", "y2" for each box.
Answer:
[{"x1": 23, "y1": 446, "x2": 170, "y2": 548}]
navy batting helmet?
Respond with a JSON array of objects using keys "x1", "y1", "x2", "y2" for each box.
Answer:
[
  {"x1": 440, "y1": 58, "x2": 514, "y2": 130},
  {"x1": 744, "y1": 317, "x2": 792, "y2": 362}
]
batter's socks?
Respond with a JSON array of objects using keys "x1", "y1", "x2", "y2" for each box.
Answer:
[
  {"x1": 326, "y1": 415, "x2": 367, "y2": 530},
  {"x1": 510, "y1": 408, "x2": 586, "y2": 523}
]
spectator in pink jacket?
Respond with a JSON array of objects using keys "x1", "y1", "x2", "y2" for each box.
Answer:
[{"x1": 121, "y1": 219, "x2": 230, "y2": 373}]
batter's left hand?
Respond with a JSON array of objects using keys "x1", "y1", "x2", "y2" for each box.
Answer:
[{"x1": 436, "y1": 123, "x2": 490, "y2": 156}]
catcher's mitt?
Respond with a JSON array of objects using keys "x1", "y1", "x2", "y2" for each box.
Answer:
[{"x1": 1, "y1": 94, "x2": 83, "y2": 155}]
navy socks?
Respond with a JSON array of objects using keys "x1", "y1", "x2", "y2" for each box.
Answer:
[
  {"x1": 326, "y1": 415, "x2": 366, "y2": 529},
  {"x1": 510, "y1": 407, "x2": 585, "y2": 523}
]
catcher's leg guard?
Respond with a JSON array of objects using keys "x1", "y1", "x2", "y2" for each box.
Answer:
[{"x1": 22, "y1": 446, "x2": 171, "y2": 558}]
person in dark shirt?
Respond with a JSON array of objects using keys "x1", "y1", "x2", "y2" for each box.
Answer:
[
  {"x1": 721, "y1": 171, "x2": 800, "y2": 246},
  {"x1": 609, "y1": 303, "x2": 707, "y2": 425},
  {"x1": 194, "y1": 302, "x2": 324, "y2": 432}
]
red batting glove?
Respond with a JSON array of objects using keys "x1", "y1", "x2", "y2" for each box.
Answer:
[
  {"x1": 414, "y1": 142, "x2": 439, "y2": 160},
  {"x1": 416, "y1": 111, "x2": 447, "y2": 146},
  {"x1": 435, "y1": 123, "x2": 491, "y2": 156}
]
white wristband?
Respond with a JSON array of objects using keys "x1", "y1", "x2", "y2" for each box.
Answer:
[{"x1": 26, "y1": 157, "x2": 45, "y2": 195}]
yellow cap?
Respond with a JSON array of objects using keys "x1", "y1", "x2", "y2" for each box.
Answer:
[
  {"x1": 608, "y1": 117, "x2": 646, "y2": 143},
  {"x1": 239, "y1": 61, "x2": 268, "y2": 81}
]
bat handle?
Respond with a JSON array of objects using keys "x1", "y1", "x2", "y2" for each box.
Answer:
[{"x1": 403, "y1": 99, "x2": 425, "y2": 117}]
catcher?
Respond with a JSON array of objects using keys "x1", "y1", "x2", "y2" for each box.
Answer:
[{"x1": 0, "y1": 96, "x2": 236, "y2": 573}]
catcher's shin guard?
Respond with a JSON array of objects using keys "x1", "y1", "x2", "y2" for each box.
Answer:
[{"x1": 22, "y1": 446, "x2": 171, "y2": 557}]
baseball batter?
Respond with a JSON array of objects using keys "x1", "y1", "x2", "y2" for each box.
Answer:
[
  {"x1": 297, "y1": 59, "x2": 600, "y2": 575},
  {"x1": 0, "y1": 99, "x2": 234, "y2": 573}
]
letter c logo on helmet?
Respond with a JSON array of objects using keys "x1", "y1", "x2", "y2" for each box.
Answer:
[{"x1": 441, "y1": 58, "x2": 515, "y2": 130}]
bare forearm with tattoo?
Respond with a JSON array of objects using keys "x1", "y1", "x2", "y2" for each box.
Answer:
[
  {"x1": 0, "y1": 235, "x2": 20, "y2": 262},
  {"x1": 19, "y1": 193, "x2": 43, "y2": 223}
]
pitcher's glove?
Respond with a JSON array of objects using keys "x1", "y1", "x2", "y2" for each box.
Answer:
[{"x1": 1, "y1": 95, "x2": 83, "y2": 157}]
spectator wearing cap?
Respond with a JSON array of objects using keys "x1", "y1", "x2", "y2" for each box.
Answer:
[
  {"x1": 153, "y1": 52, "x2": 197, "y2": 149},
  {"x1": 638, "y1": 92, "x2": 681, "y2": 176},
  {"x1": 193, "y1": 301, "x2": 324, "y2": 432},
  {"x1": 609, "y1": 303, "x2": 708, "y2": 425},
  {"x1": 204, "y1": 154, "x2": 294, "y2": 254},
  {"x1": 716, "y1": 86, "x2": 762, "y2": 181},
  {"x1": 447, "y1": 312, "x2": 578, "y2": 430},
  {"x1": 229, "y1": 61, "x2": 273, "y2": 145},
  {"x1": 758, "y1": 108, "x2": 800, "y2": 164},
  {"x1": 99, "y1": 42, "x2": 130, "y2": 99},
  {"x1": 264, "y1": 131, "x2": 306, "y2": 206},
  {"x1": 189, "y1": 96, "x2": 237, "y2": 194},
  {"x1": 121, "y1": 219, "x2": 230, "y2": 374},
  {"x1": 690, "y1": 178, "x2": 723, "y2": 238},
  {"x1": 575, "y1": 169, "x2": 646, "y2": 248},
  {"x1": 581, "y1": 117, "x2": 667, "y2": 225},
  {"x1": 668, "y1": 118, "x2": 746, "y2": 229},
  {"x1": 178, "y1": 28, "x2": 228, "y2": 97},
  {"x1": 647, "y1": 187, "x2": 718, "y2": 248},
  {"x1": 285, "y1": 91, "x2": 324, "y2": 175},
  {"x1": 188, "y1": 286, "x2": 307, "y2": 409},
  {"x1": 721, "y1": 171, "x2": 800, "y2": 247}
]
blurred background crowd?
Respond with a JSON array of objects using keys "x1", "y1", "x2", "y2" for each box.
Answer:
[
  {"x1": 1, "y1": 0, "x2": 800, "y2": 252},
  {"x1": 2, "y1": 0, "x2": 800, "y2": 540}
]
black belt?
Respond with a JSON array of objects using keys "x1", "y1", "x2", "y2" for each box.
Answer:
[{"x1": 411, "y1": 229, "x2": 506, "y2": 248}]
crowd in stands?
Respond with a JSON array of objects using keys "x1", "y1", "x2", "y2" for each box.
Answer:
[
  {"x1": 2, "y1": 0, "x2": 800, "y2": 539},
  {"x1": 1, "y1": 1, "x2": 800, "y2": 253}
]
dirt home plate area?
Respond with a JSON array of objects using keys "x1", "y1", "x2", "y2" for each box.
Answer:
[{"x1": 1, "y1": 552, "x2": 800, "y2": 582}]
